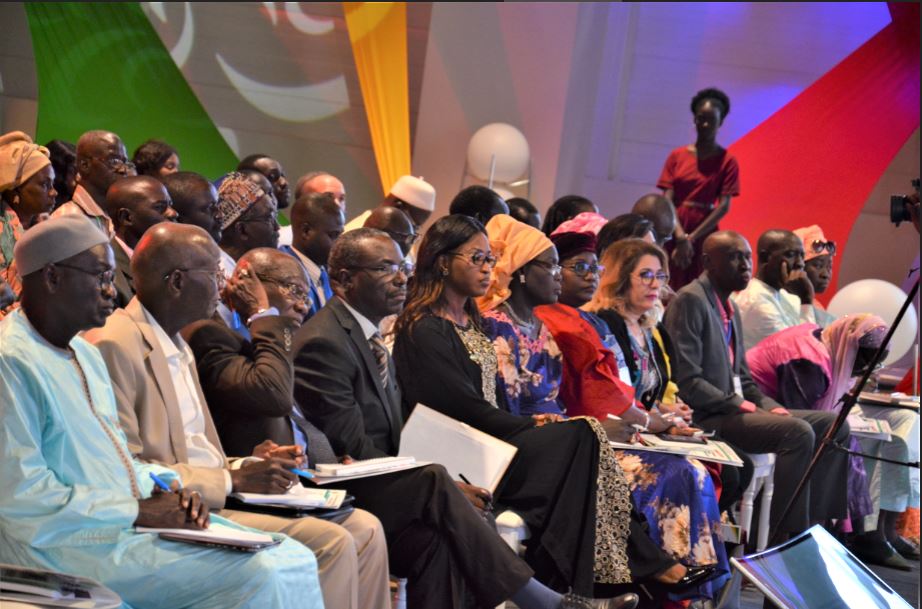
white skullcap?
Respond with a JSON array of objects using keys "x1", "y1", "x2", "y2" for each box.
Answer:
[
  {"x1": 14, "y1": 214, "x2": 109, "y2": 276},
  {"x1": 389, "y1": 175, "x2": 435, "y2": 211}
]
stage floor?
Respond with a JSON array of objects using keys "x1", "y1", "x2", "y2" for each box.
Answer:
[{"x1": 739, "y1": 557, "x2": 920, "y2": 608}]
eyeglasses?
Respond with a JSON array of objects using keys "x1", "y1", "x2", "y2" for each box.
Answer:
[
  {"x1": 386, "y1": 230, "x2": 418, "y2": 246},
  {"x1": 529, "y1": 260, "x2": 562, "y2": 278},
  {"x1": 164, "y1": 267, "x2": 226, "y2": 288},
  {"x1": 562, "y1": 262, "x2": 605, "y2": 277},
  {"x1": 635, "y1": 270, "x2": 669, "y2": 286},
  {"x1": 237, "y1": 211, "x2": 278, "y2": 226},
  {"x1": 450, "y1": 251, "x2": 497, "y2": 268},
  {"x1": 254, "y1": 272, "x2": 311, "y2": 303},
  {"x1": 349, "y1": 260, "x2": 414, "y2": 279},
  {"x1": 809, "y1": 240, "x2": 836, "y2": 256},
  {"x1": 53, "y1": 262, "x2": 115, "y2": 288},
  {"x1": 96, "y1": 156, "x2": 135, "y2": 172}
]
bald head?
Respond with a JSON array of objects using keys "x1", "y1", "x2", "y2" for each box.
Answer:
[
  {"x1": 295, "y1": 172, "x2": 346, "y2": 209},
  {"x1": 364, "y1": 206, "x2": 415, "y2": 255},
  {"x1": 132, "y1": 223, "x2": 218, "y2": 297},
  {"x1": 291, "y1": 192, "x2": 345, "y2": 265},
  {"x1": 76, "y1": 130, "x2": 120, "y2": 159},
  {"x1": 239, "y1": 247, "x2": 301, "y2": 279},
  {"x1": 631, "y1": 194, "x2": 676, "y2": 246},
  {"x1": 702, "y1": 230, "x2": 752, "y2": 294},
  {"x1": 75, "y1": 130, "x2": 131, "y2": 201},
  {"x1": 756, "y1": 229, "x2": 805, "y2": 288},
  {"x1": 106, "y1": 175, "x2": 177, "y2": 246}
]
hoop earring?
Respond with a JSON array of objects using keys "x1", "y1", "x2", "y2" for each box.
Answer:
[{"x1": 440, "y1": 268, "x2": 449, "y2": 276}]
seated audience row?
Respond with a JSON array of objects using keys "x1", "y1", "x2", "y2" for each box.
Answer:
[{"x1": 1, "y1": 122, "x2": 918, "y2": 608}]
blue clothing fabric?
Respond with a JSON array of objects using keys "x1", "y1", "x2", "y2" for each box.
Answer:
[
  {"x1": 500, "y1": 306, "x2": 730, "y2": 599},
  {"x1": 582, "y1": 312, "x2": 730, "y2": 598},
  {"x1": 279, "y1": 244, "x2": 325, "y2": 318},
  {"x1": 0, "y1": 309, "x2": 322, "y2": 609},
  {"x1": 482, "y1": 310, "x2": 563, "y2": 416}
]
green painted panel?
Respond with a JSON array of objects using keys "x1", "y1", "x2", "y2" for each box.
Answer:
[{"x1": 25, "y1": 2, "x2": 237, "y2": 180}]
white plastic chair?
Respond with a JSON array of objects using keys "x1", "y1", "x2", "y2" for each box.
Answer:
[{"x1": 737, "y1": 452, "x2": 777, "y2": 552}]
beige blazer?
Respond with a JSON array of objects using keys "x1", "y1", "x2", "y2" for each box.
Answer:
[{"x1": 86, "y1": 298, "x2": 230, "y2": 508}]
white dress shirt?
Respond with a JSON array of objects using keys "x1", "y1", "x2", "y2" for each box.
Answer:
[
  {"x1": 732, "y1": 277, "x2": 816, "y2": 351},
  {"x1": 141, "y1": 305, "x2": 232, "y2": 492}
]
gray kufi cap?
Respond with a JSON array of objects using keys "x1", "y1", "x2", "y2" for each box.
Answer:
[{"x1": 14, "y1": 214, "x2": 109, "y2": 276}]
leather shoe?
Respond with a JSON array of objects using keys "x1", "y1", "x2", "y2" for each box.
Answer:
[
  {"x1": 561, "y1": 592, "x2": 640, "y2": 609},
  {"x1": 849, "y1": 538, "x2": 912, "y2": 571},
  {"x1": 891, "y1": 536, "x2": 920, "y2": 561}
]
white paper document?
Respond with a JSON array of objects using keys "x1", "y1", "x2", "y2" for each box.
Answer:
[
  {"x1": 398, "y1": 404, "x2": 518, "y2": 492},
  {"x1": 610, "y1": 433, "x2": 744, "y2": 466},
  {"x1": 308, "y1": 458, "x2": 431, "y2": 485},
  {"x1": 846, "y1": 413, "x2": 893, "y2": 441},
  {"x1": 135, "y1": 521, "x2": 277, "y2": 549},
  {"x1": 232, "y1": 485, "x2": 347, "y2": 509}
]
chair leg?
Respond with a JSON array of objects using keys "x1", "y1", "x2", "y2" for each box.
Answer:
[
  {"x1": 739, "y1": 483, "x2": 758, "y2": 547},
  {"x1": 757, "y1": 478, "x2": 775, "y2": 552}
]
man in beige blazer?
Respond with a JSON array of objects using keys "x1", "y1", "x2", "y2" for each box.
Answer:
[{"x1": 87, "y1": 222, "x2": 390, "y2": 609}]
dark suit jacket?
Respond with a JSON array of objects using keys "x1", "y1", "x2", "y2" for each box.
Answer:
[
  {"x1": 182, "y1": 314, "x2": 300, "y2": 457},
  {"x1": 111, "y1": 237, "x2": 134, "y2": 309},
  {"x1": 663, "y1": 272, "x2": 781, "y2": 421},
  {"x1": 292, "y1": 297, "x2": 402, "y2": 459}
]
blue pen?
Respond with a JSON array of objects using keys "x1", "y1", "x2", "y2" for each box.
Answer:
[
  {"x1": 149, "y1": 472, "x2": 173, "y2": 492},
  {"x1": 290, "y1": 468, "x2": 314, "y2": 479}
]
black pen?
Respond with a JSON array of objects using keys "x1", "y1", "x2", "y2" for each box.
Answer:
[{"x1": 459, "y1": 474, "x2": 493, "y2": 512}]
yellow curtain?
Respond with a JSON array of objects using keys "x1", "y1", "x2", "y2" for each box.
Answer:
[{"x1": 343, "y1": 2, "x2": 410, "y2": 195}]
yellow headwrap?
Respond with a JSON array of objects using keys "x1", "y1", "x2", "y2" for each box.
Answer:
[
  {"x1": 477, "y1": 214, "x2": 554, "y2": 312},
  {"x1": 0, "y1": 131, "x2": 51, "y2": 193}
]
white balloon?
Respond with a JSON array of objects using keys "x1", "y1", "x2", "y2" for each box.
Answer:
[
  {"x1": 827, "y1": 279, "x2": 919, "y2": 366},
  {"x1": 467, "y1": 123, "x2": 530, "y2": 183},
  {"x1": 491, "y1": 187, "x2": 514, "y2": 201}
]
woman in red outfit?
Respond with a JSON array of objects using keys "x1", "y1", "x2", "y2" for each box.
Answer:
[{"x1": 658, "y1": 88, "x2": 740, "y2": 291}]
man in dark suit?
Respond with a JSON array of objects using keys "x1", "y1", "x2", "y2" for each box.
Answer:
[
  {"x1": 103, "y1": 176, "x2": 178, "y2": 307},
  {"x1": 183, "y1": 248, "x2": 308, "y2": 457},
  {"x1": 663, "y1": 230, "x2": 849, "y2": 537},
  {"x1": 293, "y1": 228, "x2": 636, "y2": 609}
]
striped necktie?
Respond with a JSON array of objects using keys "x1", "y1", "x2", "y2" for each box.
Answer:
[{"x1": 368, "y1": 332, "x2": 389, "y2": 389}]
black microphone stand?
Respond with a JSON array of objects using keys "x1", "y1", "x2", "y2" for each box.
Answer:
[{"x1": 768, "y1": 277, "x2": 920, "y2": 547}]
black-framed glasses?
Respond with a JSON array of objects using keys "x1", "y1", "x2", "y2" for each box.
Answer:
[
  {"x1": 809, "y1": 240, "x2": 836, "y2": 256},
  {"x1": 349, "y1": 260, "x2": 414, "y2": 279},
  {"x1": 386, "y1": 230, "x2": 418, "y2": 246},
  {"x1": 253, "y1": 272, "x2": 311, "y2": 303},
  {"x1": 528, "y1": 259, "x2": 562, "y2": 278},
  {"x1": 163, "y1": 267, "x2": 226, "y2": 288},
  {"x1": 237, "y1": 210, "x2": 278, "y2": 226},
  {"x1": 635, "y1": 269, "x2": 669, "y2": 286},
  {"x1": 450, "y1": 251, "x2": 497, "y2": 268},
  {"x1": 96, "y1": 156, "x2": 135, "y2": 172},
  {"x1": 562, "y1": 261, "x2": 605, "y2": 277},
  {"x1": 53, "y1": 262, "x2": 115, "y2": 288}
]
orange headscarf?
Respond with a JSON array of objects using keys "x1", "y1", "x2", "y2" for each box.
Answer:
[{"x1": 477, "y1": 214, "x2": 554, "y2": 312}]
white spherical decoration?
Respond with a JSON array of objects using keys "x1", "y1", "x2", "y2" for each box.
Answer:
[
  {"x1": 467, "y1": 123, "x2": 530, "y2": 183},
  {"x1": 827, "y1": 279, "x2": 919, "y2": 366}
]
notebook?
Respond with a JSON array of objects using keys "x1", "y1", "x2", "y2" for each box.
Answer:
[
  {"x1": 232, "y1": 485, "x2": 347, "y2": 509},
  {"x1": 136, "y1": 521, "x2": 281, "y2": 552}
]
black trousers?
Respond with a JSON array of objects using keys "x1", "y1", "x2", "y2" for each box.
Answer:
[
  {"x1": 697, "y1": 409, "x2": 849, "y2": 533},
  {"x1": 330, "y1": 464, "x2": 533, "y2": 609}
]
